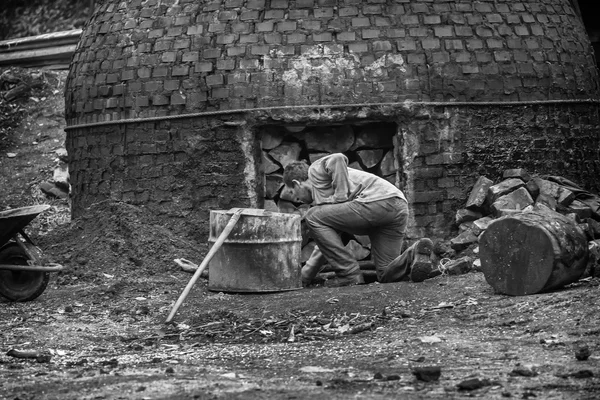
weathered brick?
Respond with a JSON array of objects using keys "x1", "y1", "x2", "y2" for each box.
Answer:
[
  {"x1": 216, "y1": 34, "x2": 236, "y2": 45},
  {"x1": 239, "y1": 34, "x2": 259, "y2": 43},
  {"x1": 161, "y1": 52, "x2": 177, "y2": 62},
  {"x1": 339, "y1": 7, "x2": 358, "y2": 17},
  {"x1": 170, "y1": 93, "x2": 186, "y2": 105},
  {"x1": 409, "y1": 27, "x2": 429, "y2": 37},
  {"x1": 152, "y1": 95, "x2": 169, "y2": 105},
  {"x1": 216, "y1": 59, "x2": 236, "y2": 70},
  {"x1": 265, "y1": 9, "x2": 284, "y2": 19},
  {"x1": 240, "y1": 10, "x2": 259, "y2": 20},
  {"x1": 348, "y1": 42, "x2": 368, "y2": 53},
  {"x1": 397, "y1": 38, "x2": 417, "y2": 51},
  {"x1": 203, "y1": 49, "x2": 222, "y2": 58},
  {"x1": 363, "y1": 5, "x2": 382, "y2": 14},
  {"x1": 337, "y1": 32, "x2": 356, "y2": 41},
  {"x1": 424, "y1": 15, "x2": 441, "y2": 25},
  {"x1": 303, "y1": 21, "x2": 321, "y2": 31},
  {"x1": 182, "y1": 51, "x2": 199, "y2": 62},
  {"x1": 256, "y1": 21, "x2": 274, "y2": 32},
  {"x1": 289, "y1": 9, "x2": 309, "y2": 19},
  {"x1": 172, "y1": 65, "x2": 189, "y2": 76},
  {"x1": 352, "y1": 17, "x2": 370, "y2": 27},
  {"x1": 360, "y1": 29, "x2": 379, "y2": 39},
  {"x1": 239, "y1": 59, "x2": 259, "y2": 69},
  {"x1": 314, "y1": 8, "x2": 334, "y2": 18},
  {"x1": 194, "y1": 62, "x2": 213, "y2": 73},
  {"x1": 287, "y1": 33, "x2": 306, "y2": 44},
  {"x1": 313, "y1": 32, "x2": 332, "y2": 42},
  {"x1": 373, "y1": 40, "x2": 392, "y2": 51},
  {"x1": 264, "y1": 33, "x2": 282, "y2": 44}
]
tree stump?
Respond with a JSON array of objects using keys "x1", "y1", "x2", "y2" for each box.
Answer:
[{"x1": 479, "y1": 209, "x2": 589, "y2": 296}]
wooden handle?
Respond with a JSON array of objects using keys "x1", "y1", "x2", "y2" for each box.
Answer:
[{"x1": 165, "y1": 208, "x2": 243, "y2": 323}]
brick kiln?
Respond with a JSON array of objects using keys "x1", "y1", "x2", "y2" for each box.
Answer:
[{"x1": 64, "y1": 0, "x2": 600, "y2": 245}]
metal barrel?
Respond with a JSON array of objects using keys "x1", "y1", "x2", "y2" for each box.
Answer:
[{"x1": 207, "y1": 208, "x2": 302, "y2": 293}]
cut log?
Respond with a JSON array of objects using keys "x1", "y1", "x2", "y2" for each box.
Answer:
[{"x1": 479, "y1": 209, "x2": 589, "y2": 296}]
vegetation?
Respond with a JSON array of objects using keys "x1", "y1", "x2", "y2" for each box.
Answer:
[{"x1": 0, "y1": 0, "x2": 92, "y2": 40}]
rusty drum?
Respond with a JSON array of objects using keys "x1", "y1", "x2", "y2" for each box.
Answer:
[{"x1": 208, "y1": 208, "x2": 302, "y2": 292}]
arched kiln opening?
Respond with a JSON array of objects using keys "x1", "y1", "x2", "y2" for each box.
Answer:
[{"x1": 258, "y1": 121, "x2": 399, "y2": 271}]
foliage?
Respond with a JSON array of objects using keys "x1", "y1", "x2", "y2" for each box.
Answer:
[{"x1": 0, "y1": 0, "x2": 92, "y2": 40}]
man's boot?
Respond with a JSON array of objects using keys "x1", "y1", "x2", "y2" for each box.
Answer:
[{"x1": 409, "y1": 238, "x2": 434, "y2": 283}]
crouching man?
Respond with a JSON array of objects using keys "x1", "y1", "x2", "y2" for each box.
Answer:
[{"x1": 281, "y1": 153, "x2": 434, "y2": 287}]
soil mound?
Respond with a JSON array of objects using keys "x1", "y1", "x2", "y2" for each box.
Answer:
[{"x1": 37, "y1": 200, "x2": 204, "y2": 284}]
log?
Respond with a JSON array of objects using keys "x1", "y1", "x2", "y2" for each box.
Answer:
[{"x1": 479, "y1": 208, "x2": 589, "y2": 296}]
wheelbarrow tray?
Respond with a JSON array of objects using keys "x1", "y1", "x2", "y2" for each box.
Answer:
[{"x1": 0, "y1": 205, "x2": 50, "y2": 248}]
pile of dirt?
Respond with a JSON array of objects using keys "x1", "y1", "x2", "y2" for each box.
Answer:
[{"x1": 37, "y1": 200, "x2": 205, "y2": 285}]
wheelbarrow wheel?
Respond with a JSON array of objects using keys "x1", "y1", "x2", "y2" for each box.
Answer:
[{"x1": 0, "y1": 244, "x2": 49, "y2": 301}]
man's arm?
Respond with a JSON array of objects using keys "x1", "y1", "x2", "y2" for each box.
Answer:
[{"x1": 324, "y1": 153, "x2": 351, "y2": 203}]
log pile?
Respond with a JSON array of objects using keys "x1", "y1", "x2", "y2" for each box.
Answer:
[{"x1": 450, "y1": 168, "x2": 600, "y2": 294}]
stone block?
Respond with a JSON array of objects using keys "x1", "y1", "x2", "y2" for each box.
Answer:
[
  {"x1": 380, "y1": 150, "x2": 397, "y2": 176},
  {"x1": 442, "y1": 256, "x2": 473, "y2": 275},
  {"x1": 304, "y1": 125, "x2": 354, "y2": 153},
  {"x1": 568, "y1": 200, "x2": 593, "y2": 220},
  {"x1": 465, "y1": 175, "x2": 493, "y2": 210},
  {"x1": 265, "y1": 173, "x2": 283, "y2": 199},
  {"x1": 455, "y1": 208, "x2": 483, "y2": 225},
  {"x1": 345, "y1": 240, "x2": 370, "y2": 261},
  {"x1": 262, "y1": 150, "x2": 281, "y2": 174},
  {"x1": 357, "y1": 149, "x2": 384, "y2": 169},
  {"x1": 450, "y1": 230, "x2": 478, "y2": 252},
  {"x1": 487, "y1": 178, "x2": 525, "y2": 203},
  {"x1": 472, "y1": 216, "x2": 494, "y2": 233},
  {"x1": 269, "y1": 142, "x2": 302, "y2": 168},
  {"x1": 502, "y1": 168, "x2": 530, "y2": 182},
  {"x1": 491, "y1": 187, "x2": 534, "y2": 216}
]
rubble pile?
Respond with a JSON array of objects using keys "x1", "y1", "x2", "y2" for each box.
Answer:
[{"x1": 449, "y1": 169, "x2": 600, "y2": 279}]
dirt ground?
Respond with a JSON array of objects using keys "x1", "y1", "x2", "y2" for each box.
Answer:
[{"x1": 0, "y1": 68, "x2": 599, "y2": 399}]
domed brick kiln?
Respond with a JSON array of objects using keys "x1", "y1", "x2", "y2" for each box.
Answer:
[{"x1": 65, "y1": 0, "x2": 600, "y2": 245}]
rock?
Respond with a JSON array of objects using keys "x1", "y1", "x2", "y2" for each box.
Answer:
[
  {"x1": 262, "y1": 151, "x2": 281, "y2": 174},
  {"x1": 265, "y1": 174, "x2": 283, "y2": 199},
  {"x1": 304, "y1": 125, "x2": 354, "y2": 153},
  {"x1": 535, "y1": 193, "x2": 557, "y2": 210},
  {"x1": 53, "y1": 164, "x2": 70, "y2": 192},
  {"x1": 455, "y1": 208, "x2": 483, "y2": 225},
  {"x1": 510, "y1": 365, "x2": 539, "y2": 377},
  {"x1": 472, "y1": 258, "x2": 482, "y2": 272},
  {"x1": 532, "y1": 177, "x2": 562, "y2": 198},
  {"x1": 441, "y1": 256, "x2": 473, "y2": 275},
  {"x1": 491, "y1": 187, "x2": 534, "y2": 216},
  {"x1": 39, "y1": 181, "x2": 68, "y2": 199},
  {"x1": 351, "y1": 123, "x2": 394, "y2": 149},
  {"x1": 345, "y1": 240, "x2": 370, "y2": 260},
  {"x1": 308, "y1": 152, "x2": 328, "y2": 163},
  {"x1": 301, "y1": 241, "x2": 318, "y2": 264},
  {"x1": 502, "y1": 168, "x2": 530, "y2": 182},
  {"x1": 466, "y1": 176, "x2": 493, "y2": 211},
  {"x1": 450, "y1": 229, "x2": 479, "y2": 252},
  {"x1": 379, "y1": 150, "x2": 397, "y2": 176},
  {"x1": 349, "y1": 161, "x2": 363, "y2": 171},
  {"x1": 457, "y1": 378, "x2": 491, "y2": 391},
  {"x1": 488, "y1": 178, "x2": 525, "y2": 203},
  {"x1": 557, "y1": 187, "x2": 576, "y2": 207},
  {"x1": 357, "y1": 149, "x2": 383, "y2": 169},
  {"x1": 269, "y1": 142, "x2": 302, "y2": 168},
  {"x1": 7, "y1": 152, "x2": 17, "y2": 158},
  {"x1": 472, "y1": 216, "x2": 494, "y2": 233},
  {"x1": 525, "y1": 178, "x2": 540, "y2": 200},
  {"x1": 263, "y1": 200, "x2": 278, "y2": 212},
  {"x1": 586, "y1": 219, "x2": 600, "y2": 240},
  {"x1": 568, "y1": 200, "x2": 593, "y2": 219},
  {"x1": 354, "y1": 235, "x2": 371, "y2": 248},
  {"x1": 412, "y1": 366, "x2": 441, "y2": 382},
  {"x1": 261, "y1": 127, "x2": 285, "y2": 150},
  {"x1": 575, "y1": 345, "x2": 591, "y2": 361},
  {"x1": 55, "y1": 148, "x2": 69, "y2": 161}
]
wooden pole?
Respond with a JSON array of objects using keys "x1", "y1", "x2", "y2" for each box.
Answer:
[{"x1": 165, "y1": 208, "x2": 243, "y2": 323}]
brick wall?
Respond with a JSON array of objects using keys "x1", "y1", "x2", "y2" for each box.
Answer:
[{"x1": 65, "y1": 0, "x2": 600, "y2": 241}]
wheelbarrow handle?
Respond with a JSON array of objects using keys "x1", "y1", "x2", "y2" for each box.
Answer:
[{"x1": 0, "y1": 263, "x2": 64, "y2": 272}]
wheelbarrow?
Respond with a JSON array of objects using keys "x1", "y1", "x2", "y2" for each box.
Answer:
[{"x1": 0, "y1": 205, "x2": 63, "y2": 301}]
